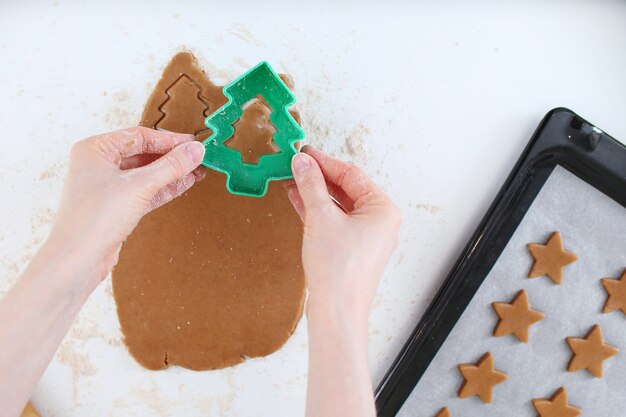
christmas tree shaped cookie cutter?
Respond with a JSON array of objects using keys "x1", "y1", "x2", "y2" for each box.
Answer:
[{"x1": 201, "y1": 61, "x2": 305, "y2": 197}]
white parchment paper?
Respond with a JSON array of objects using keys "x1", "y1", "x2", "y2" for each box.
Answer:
[{"x1": 398, "y1": 165, "x2": 626, "y2": 417}]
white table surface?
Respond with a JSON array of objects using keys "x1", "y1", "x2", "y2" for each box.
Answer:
[{"x1": 0, "y1": 1, "x2": 625, "y2": 416}]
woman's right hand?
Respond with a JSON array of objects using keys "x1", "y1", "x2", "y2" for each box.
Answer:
[{"x1": 285, "y1": 146, "x2": 402, "y2": 324}]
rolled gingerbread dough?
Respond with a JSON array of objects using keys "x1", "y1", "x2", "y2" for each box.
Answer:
[{"x1": 112, "y1": 52, "x2": 305, "y2": 370}]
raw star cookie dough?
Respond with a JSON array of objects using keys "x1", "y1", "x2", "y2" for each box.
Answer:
[
  {"x1": 531, "y1": 387, "x2": 581, "y2": 417},
  {"x1": 434, "y1": 407, "x2": 450, "y2": 417},
  {"x1": 601, "y1": 270, "x2": 626, "y2": 314},
  {"x1": 112, "y1": 52, "x2": 306, "y2": 370},
  {"x1": 491, "y1": 289, "x2": 544, "y2": 343},
  {"x1": 565, "y1": 324, "x2": 619, "y2": 378},
  {"x1": 457, "y1": 352, "x2": 507, "y2": 403},
  {"x1": 527, "y1": 231, "x2": 577, "y2": 285}
]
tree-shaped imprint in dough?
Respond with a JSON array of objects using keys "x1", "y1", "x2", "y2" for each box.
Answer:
[{"x1": 155, "y1": 74, "x2": 212, "y2": 136}]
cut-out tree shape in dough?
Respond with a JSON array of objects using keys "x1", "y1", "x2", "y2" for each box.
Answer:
[{"x1": 225, "y1": 96, "x2": 279, "y2": 164}]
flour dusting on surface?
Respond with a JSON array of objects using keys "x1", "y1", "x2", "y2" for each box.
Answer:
[
  {"x1": 103, "y1": 89, "x2": 140, "y2": 129},
  {"x1": 38, "y1": 161, "x2": 67, "y2": 181},
  {"x1": 413, "y1": 203, "x2": 442, "y2": 214},
  {"x1": 342, "y1": 122, "x2": 371, "y2": 164}
]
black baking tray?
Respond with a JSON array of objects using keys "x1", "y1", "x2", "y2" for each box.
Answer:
[{"x1": 375, "y1": 108, "x2": 626, "y2": 416}]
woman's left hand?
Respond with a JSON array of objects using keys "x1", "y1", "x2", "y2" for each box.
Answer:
[
  {"x1": 0, "y1": 127, "x2": 206, "y2": 417},
  {"x1": 50, "y1": 127, "x2": 206, "y2": 284}
]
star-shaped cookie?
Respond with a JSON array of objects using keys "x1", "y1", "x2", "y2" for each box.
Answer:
[
  {"x1": 532, "y1": 387, "x2": 581, "y2": 417},
  {"x1": 492, "y1": 290, "x2": 545, "y2": 343},
  {"x1": 527, "y1": 231, "x2": 577, "y2": 284},
  {"x1": 457, "y1": 352, "x2": 507, "y2": 403},
  {"x1": 601, "y1": 270, "x2": 626, "y2": 315},
  {"x1": 566, "y1": 324, "x2": 619, "y2": 378},
  {"x1": 434, "y1": 407, "x2": 450, "y2": 417}
]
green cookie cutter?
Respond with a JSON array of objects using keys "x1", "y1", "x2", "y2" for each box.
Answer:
[{"x1": 201, "y1": 61, "x2": 305, "y2": 197}]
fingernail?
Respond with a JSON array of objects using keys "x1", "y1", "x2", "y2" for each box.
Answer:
[
  {"x1": 292, "y1": 153, "x2": 311, "y2": 177},
  {"x1": 194, "y1": 167, "x2": 207, "y2": 181},
  {"x1": 186, "y1": 141, "x2": 205, "y2": 164}
]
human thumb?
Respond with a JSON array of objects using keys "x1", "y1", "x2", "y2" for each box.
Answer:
[
  {"x1": 135, "y1": 141, "x2": 205, "y2": 193},
  {"x1": 291, "y1": 152, "x2": 331, "y2": 212}
]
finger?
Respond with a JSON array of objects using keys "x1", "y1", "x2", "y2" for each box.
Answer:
[
  {"x1": 291, "y1": 152, "x2": 333, "y2": 214},
  {"x1": 133, "y1": 141, "x2": 205, "y2": 195},
  {"x1": 285, "y1": 183, "x2": 306, "y2": 221},
  {"x1": 284, "y1": 178, "x2": 350, "y2": 212},
  {"x1": 149, "y1": 172, "x2": 196, "y2": 212},
  {"x1": 120, "y1": 153, "x2": 161, "y2": 170},
  {"x1": 302, "y1": 145, "x2": 385, "y2": 210},
  {"x1": 96, "y1": 126, "x2": 196, "y2": 164}
]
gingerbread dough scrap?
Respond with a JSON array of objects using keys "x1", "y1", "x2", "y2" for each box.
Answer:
[
  {"x1": 492, "y1": 289, "x2": 544, "y2": 343},
  {"x1": 225, "y1": 96, "x2": 279, "y2": 164},
  {"x1": 112, "y1": 52, "x2": 305, "y2": 370},
  {"x1": 527, "y1": 231, "x2": 577, "y2": 284},
  {"x1": 601, "y1": 270, "x2": 626, "y2": 315},
  {"x1": 565, "y1": 324, "x2": 618, "y2": 378},
  {"x1": 457, "y1": 352, "x2": 507, "y2": 403},
  {"x1": 434, "y1": 407, "x2": 450, "y2": 417},
  {"x1": 532, "y1": 387, "x2": 581, "y2": 417}
]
